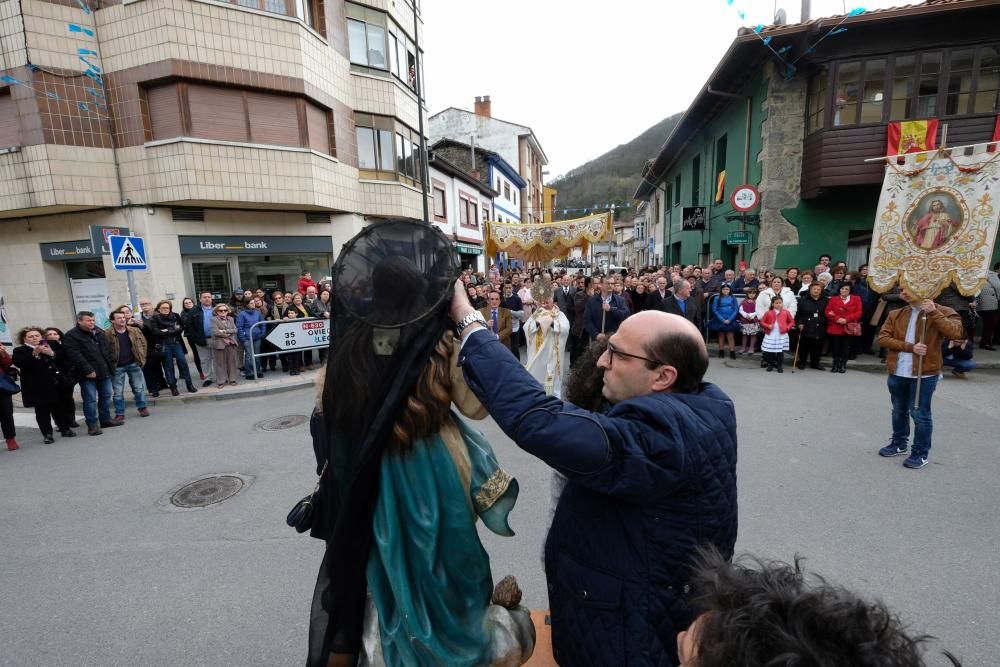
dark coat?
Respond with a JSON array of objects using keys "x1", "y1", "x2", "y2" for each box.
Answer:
[
  {"x1": 660, "y1": 295, "x2": 698, "y2": 323},
  {"x1": 553, "y1": 286, "x2": 577, "y2": 322},
  {"x1": 645, "y1": 288, "x2": 671, "y2": 312},
  {"x1": 459, "y1": 331, "x2": 738, "y2": 666},
  {"x1": 150, "y1": 312, "x2": 185, "y2": 346},
  {"x1": 181, "y1": 306, "x2": 210, "y2": 347},
  {"x1": 11, "y1": 344, "x2": 69, "y2": 407},
  {"x1": 796, "y1": 293, "x2": 829, "y2": 339},
  {"x1": 62, "y1": 324, "x2": 116, "y2": 381},
  {"x1": 583, "y1": 293, "x2": 629, "y2": 338},
  {"x1": 570, "y1": 289, "x2": 591, "y2": 337}
]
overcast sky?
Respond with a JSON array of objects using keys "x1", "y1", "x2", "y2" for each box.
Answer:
[{"x1": 422, "y1": 0, "x2": 920, "y2": 179}]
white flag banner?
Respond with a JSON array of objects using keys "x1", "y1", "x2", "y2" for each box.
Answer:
[{"x1": 868, "y1": 146, "x2": 1000, "y2": 299}]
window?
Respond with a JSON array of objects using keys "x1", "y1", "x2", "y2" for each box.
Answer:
[
  {"x1": 860, "y1": 59, "x2": 886, "y2": 124},
  {"x1": 674, "y1": 174, "x2": 681, "y2": 205},
  {"x1": 503, "y1": 182, "x2": 511, "y2": 200},
  {"x1": 714, "y1": 134, "x2": 727, "y2": 203},
  {"x1": 458, "y1": 195, "x2": 478, "y2": 228},
  {"x1": 355, "y1": 113, "x2": 421, "y2": 185},
  {"x1": 691, "y1": 155, "x2": 700, "y2": 207},
  {"x1": 974, "y1": 46, "x2": 1000, "y2": 114},
  {"x1": 433, "y1": 186, "x2": 446, "y2": 218},
  {"x1": 890, "y1": 55, "x2": 916, "y2": 120},
  {"x1": 346, "y1": 4, "x2": 388, "y2": 70},
  {"x1": 227, "y1": 0, "x2": 323, "y2": 32},
  {"x1": 356, "y1": 126, "x2": 377, "y2": 169},
  {"x1": 917, "y1": 52, "x2": 942, "y2": 117},
  {"x1": 665, "y1": 185, "x2": 672, "y2": 218},
  {"x1": 946, "y1": 49, "x2": 975, "y2": 115},
  {"x1": 834, "y1": 61, "x2": 860, "y2": 126},
  {"x1": 513, "y1": 190, "x2": 517, "y2": 205},
  {"x1": 145, "y1": 82, "x2": 332, "y2": 155},
  {"x1": 807, "y1": 67, "x2": 827, "y2": 133}
]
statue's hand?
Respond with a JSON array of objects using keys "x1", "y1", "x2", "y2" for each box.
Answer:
[{"x1": 491, "y1": 575, "x2": 523, "y2": 609}]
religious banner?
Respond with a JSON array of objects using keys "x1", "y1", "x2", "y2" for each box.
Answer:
[
  {"x1": 886, "y1": 119, "x2": 939, "y2": 158},
  {"x1": 868, "y1": 146, "x2": 1000, "y2": 300},
  {"x1": 485, "y1": 213, "x2": 611, "y2": 263}
]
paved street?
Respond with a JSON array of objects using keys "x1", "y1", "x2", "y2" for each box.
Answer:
[{"x1": 2, "y1": 359, "x2": 998, "y2": 665}]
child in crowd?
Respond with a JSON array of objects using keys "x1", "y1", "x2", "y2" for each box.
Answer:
[
  {"x1": 709, "y1": 284, "x2": 741, "y2": 359},
  {"x1": 738, "y1": 286, "x2": 760, "y2": 355},
  {"x1": 760, "y1": 296, "x2": 794, "y2": 373}
]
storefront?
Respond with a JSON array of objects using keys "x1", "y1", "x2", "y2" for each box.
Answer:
[
  {"x1": 179, "y1": 235, "x2": 334, "y2": 300},
  {"x1": 39, "y1": 240, "x2": 112, "y2": 328},
  {"x1": 455, "y1": 242, "x2": 484, "y2": 273}
]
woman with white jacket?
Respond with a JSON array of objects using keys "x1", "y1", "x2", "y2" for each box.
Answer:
[{"x1": 756, "y1": 276, "x2": 798, "y2": 319}]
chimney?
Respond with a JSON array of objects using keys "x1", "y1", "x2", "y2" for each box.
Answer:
[
  {"x1": 801, "y1": 0, "x2": 811, "y2": 21},
  {"x1": 474, "y1": 95, "x2": 492, "y2": 118}
]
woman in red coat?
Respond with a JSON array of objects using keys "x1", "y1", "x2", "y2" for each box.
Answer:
[{"x1": 826, "y1": 282, "x2": 863, "y2": 373}]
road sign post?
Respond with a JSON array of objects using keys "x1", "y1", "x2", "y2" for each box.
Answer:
[{"x1": 109, "y1": 235, "x2": 148, "y2": 309}]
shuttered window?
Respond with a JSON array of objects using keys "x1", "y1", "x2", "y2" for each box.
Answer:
[
  {"x1": 146, "y1": 83, "x2": 183, "y2": 141},
  {"x1": 247, "y1": 92, "x2": 299, "y2": 146},
  {"x1": 188, "y1": 84, "x2": 248, "y2": 143},
  {"x1": 306, "y1": 104, "x2": 329, "y2": 154},
  {"x1": 0, "y1": 93, "x2": 20, "y2": 146}
]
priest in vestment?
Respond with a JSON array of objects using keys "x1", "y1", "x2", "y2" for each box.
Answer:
[{"x1": 523, "y1": 279, "x2": 570, "y2": 398}]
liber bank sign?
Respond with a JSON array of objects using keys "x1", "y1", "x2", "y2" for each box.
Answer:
[{"x1": 178, "y1": 236, "x2": 333, "y2": 255}]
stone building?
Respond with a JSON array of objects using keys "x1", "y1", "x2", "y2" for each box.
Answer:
[
  {"x1": 634, "y1": 0, "x2": 1000, "y2": 273},
  {"x1": 428, "y1": 96, "x2": 548, "y2": 224},
  {"x1": 0, "y1": 0, "x2": 429, "y2": 334}
]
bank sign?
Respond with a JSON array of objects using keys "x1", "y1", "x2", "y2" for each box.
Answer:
[
  {"x1": 178, "y1": 236, "x2": 333, "y2": 255},
  {"x1": 264, "y1": 319, "x2": 330, "y2": 350},
  {"x1": 40, "y1": 240, "x2": 101, "y2": 261}
]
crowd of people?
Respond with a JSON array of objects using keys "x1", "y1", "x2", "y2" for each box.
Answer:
[{"x1": 0, "y1": 271, "x2": 331, "y2": 450}]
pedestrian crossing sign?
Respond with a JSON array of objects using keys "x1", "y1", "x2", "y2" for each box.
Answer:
[{"x1": 109, "y1": 235, "x2": 147, "y2": 270}]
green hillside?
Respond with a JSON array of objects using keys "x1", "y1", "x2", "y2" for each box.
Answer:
[{"x1": 549, "y1": 112, "x2": 682, "y2": 222}]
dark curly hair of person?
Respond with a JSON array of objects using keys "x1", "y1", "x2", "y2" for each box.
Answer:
[
  {"x1": 565, "y1": 338, "x2": 608, "y2": 411},
  {"x1": 686, "y1": 548, "x2": 962, "y2": 667}
]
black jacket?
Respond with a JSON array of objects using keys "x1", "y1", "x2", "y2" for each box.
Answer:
[
  {"x1": 553, "y1": 286, "x2": 576, "y2": 322},
  {"x1": 63, "y1": 325, "x2": 116, "y2": 380},
  {"x1": 181, "y1": 306, "x2": 209, "y2": 346},
  {"x1": 150, "y1": 312, "x2": 185, "y2": 346},
  {"x1": 11, "y1": 344, "x2": 69, "y2": 407},
  {"x1": 796, "y1": 293, "x2": 829, "y2": 339},
  {"x1": 661, "y1": 295, "x2": 699, "y2": 323}
]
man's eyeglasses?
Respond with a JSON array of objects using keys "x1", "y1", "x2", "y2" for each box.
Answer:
[{"x1": 605, "y1": 341, "x2": 667, "y2": 369}]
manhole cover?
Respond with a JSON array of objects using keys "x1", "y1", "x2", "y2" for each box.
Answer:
[
  {"x1": 170, "y1": 475, "x2": 245, "y2": 508},
  {"x1": 255, "y1": 414, "x2": 309, "y2": 431}
]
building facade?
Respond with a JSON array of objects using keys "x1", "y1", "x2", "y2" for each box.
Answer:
[
  {"x1": 542, "y1": 185, "x2": 558, "y2": 222},
  {"x1": 428, "y1": 96, "x2": 548, "y2": 224},
  {"x1": 428, "y1": 153, "x2": 495, "y2": 272},
  {"x1": 1, "y1": 0, "x2": 429, "y2": 332},
  {"x1": 634, "y1": 0, "x2": 1000, "y2": 273}
]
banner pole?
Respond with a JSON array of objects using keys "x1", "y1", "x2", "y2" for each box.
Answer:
[{"x1": 913, "y1": 312, "x2": 928, "y2": 410}]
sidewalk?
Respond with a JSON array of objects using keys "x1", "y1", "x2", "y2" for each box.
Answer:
[{"x1": 714, "y1": 345, "x2": 1000, "y2": 372}]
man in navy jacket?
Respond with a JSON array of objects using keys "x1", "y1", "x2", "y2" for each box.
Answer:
[
  {"x1": 584, "y1": 275, "x2": 630, "y2": 339},
  {"x1": 451, "y1": 282, "x2": 738, "y2": 666}
]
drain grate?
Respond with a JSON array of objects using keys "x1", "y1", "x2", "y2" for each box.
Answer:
[
  {"x1": 170, "y1": 475, "x2": 245, "y2": 508},
  {"x1": 255, "y1": 414, "x2": 309, "y2": 431}
]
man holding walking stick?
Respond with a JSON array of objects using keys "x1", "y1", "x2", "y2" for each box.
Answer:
[
  {"x1": 584, "y1": 275, "x2": 629, "y2": 342},
  {"x1": 876, "y1": 286, "x2": 963, "y2": 469}
]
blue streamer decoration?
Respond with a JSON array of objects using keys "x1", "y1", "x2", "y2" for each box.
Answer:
[
  {"x1": 763, "y1": 36, "x2": 772, "y2": 46},
  {"x1": 848, "y1": 7, "x2": 866, "y2": 17},
  {"x1": 78, "y1": 48, "x2": 98, "y2": 56},
  {"x1": 75, "y1": 0, "x2": 92, "y2": 13},
  {"x1": 830, "y1": 27, "x2": 847, "y2": 35},
  {"x1": 1, "y1": 74, "x2": 22, "y2": 85},
  {"x1": 67, "y1": 23, "x2": 94, "y2": 37}
]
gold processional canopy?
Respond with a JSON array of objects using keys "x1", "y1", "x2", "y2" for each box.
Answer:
[{"x1": 485, "y1": 213, "x2": 612, "y2": 264}]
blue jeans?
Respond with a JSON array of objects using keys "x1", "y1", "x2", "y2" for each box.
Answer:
[
  {"x1": 160, "y1": 341, "x2": 191, "y2": 386},
  {"x1": 943, "y1": 356, "x2": 976, "y2": 373},
  {"x1": 112, "y1": 363, "x2": 148, "y2": 415},
  {"x1": 242, "y1": 338, "x2": 262, "y2": 376},
  {"x1": 887, "y1": 374, "x2": 939, "y2": 458},
  {"x1": 80, "y1": 376, "x2": 113, "y2": 427}
]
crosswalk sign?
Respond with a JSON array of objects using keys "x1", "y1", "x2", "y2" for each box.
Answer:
[{"x1": 109, "y1": 235, "x2": 147, "y2": 271}]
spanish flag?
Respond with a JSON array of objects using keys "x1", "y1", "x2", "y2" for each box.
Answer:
[
  {"x1": 886, "y1": 119, "x2": 939, "y2": 157},
  {"x1": 715, "y1": 170, "x2": 726, "y2": 203}
]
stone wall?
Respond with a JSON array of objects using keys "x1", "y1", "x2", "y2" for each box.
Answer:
[{"x1": 752, "y1": 61, "x2": 806, "y2": 271}]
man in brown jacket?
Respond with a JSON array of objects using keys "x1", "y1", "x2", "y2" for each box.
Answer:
[
  {"x1": 106, "y1": 309, "x2": 150, "y2": 421},
  {"x1": 876, "y1": 285, "x2": 963, "y2": 469},
  {"x1": 479, "y1": 290, "x2": 513, "y2": 353}
]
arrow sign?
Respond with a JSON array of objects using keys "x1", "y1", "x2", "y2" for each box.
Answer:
[
  {"x1": 264, "y1": 319, "x2": 330, "y2": 351},
  {"x1": 109, "y1": 235, "x2": 147, "y2": 270}
]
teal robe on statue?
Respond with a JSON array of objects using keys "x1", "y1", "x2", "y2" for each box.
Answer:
[{"x1": 361, "y1": 413, "x2": 519, "y2": 667}]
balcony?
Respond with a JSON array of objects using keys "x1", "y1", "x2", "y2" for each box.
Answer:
[{"x1": 0, "y1": 145, "x2": 119, "y2": 219}]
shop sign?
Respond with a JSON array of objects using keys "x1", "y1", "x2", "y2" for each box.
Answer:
[
  {"x1": 455, "y1": 243, "x2": 483, "y2": 255},
  {"x1": 178, "y1": 236, "x2": 333, "y2": 255},
  {"x1": 681, "y1": 207, "x2": 707, "y2": 231},
  {"x1": 89, "y1": 225, "x2": 130, "y2": 255},
  {"x1": 40, "y1": 240, "x2": 101, "y2": 261},
  {"x1": 264, "y1": 319, "x2": 330, "y2": 351}
]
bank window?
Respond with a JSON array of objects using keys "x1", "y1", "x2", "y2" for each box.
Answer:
[
  {"x1": 807, "y1": 66, "x2": 827, "y2": 133},
  {"x1": 674, "y1": 174, "x2": 681, "y2": 205},
  {"x1": 946, "y1": 49, "x2": 975, "y2": 115},
  {"x1": 691, "y1": 155, "x2": 700, "y2": 207},
  {"x1": 432, "y1": 186, "x2": 446, "y2": 219},
  {"x1": 833, "y1": 61, "x2": 860, "y2": 126},
  {"x1": 346, "y1": 4, "x2": 388, "y2": 71},
  {"x1": 860, "y1": 59, "x2": 886, "y2": 124},
  {"x1": 974, "y1": 46, "x2": 1000, "y2": 114},
  {"x1": 917, "y1": 52, "x2": 941, "y2": 117},
  {"x1": 890, "y1": 55, "x2": 916, "y2": 120}
]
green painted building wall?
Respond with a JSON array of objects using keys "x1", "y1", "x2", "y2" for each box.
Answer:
[{"x1": 660, "y1": 73, "x2": 768, "y2": 267}]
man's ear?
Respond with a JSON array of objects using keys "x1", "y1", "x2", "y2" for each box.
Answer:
[{"x1": 651, "y1": 365, "x2": 678, "y2": 393}]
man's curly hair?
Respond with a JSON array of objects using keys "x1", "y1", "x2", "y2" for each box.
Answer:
[
  {"x1": 688, "y1": 548, "x2": 961, "y2": 667},
  {"x1": 565, "y1": 339, "x2": 608, "y2": 411}
]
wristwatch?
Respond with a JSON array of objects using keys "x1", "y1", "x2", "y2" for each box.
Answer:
[{"x1": 455, "y1": 311, "x2": 487, "y2": 336}]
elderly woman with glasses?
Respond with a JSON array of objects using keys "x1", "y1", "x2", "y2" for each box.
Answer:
[{"x1": 210, "y1": 304, "x2": 240, "y2": 388}]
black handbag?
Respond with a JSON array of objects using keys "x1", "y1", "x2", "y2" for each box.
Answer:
[{"x1": 286, "y1": 461, "x2": 327, "y2": 533}]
